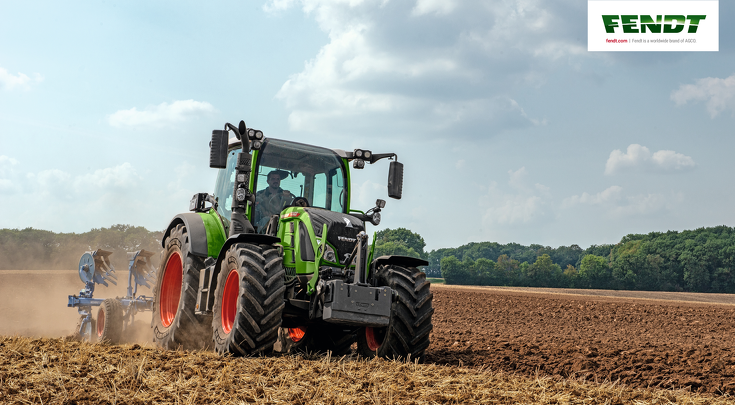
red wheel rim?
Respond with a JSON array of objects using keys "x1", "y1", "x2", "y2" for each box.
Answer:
[
  {"x1": 221, "y1": 269, "x2": 239, "y2": 334},
  {"x1": 97, "y1": 307, "x2": 105, "y2": 337},
  {"x1": 288, "y1": 326, "x2": 307, "y2": 342},
  {"x1": 160, "y1": 251, "x2": 183, "y2": 328},
  {"x1": 366, "y1": 327, "x2": 385, "y2": 351}
]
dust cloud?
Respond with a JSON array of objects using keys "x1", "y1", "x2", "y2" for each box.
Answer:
[{"x1": 0, "y1": 270, "x2": 156, "y2": 345}]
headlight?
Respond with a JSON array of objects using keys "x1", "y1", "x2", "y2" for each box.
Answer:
[
  {"x1": 236, "y1": 188, "x2": 247, "y2": 202},
  {"x1": 354, "y1": 149, "x2": 363, "y2": 158},
  {"x1": 237, "y1": 173, "x2": 246, "y2": 183},
  {"x1": 321, "y1": 243, "x2": 336, "y2": 262},
  {"x1": 371, "y1": 211, "x2": 381, "y2": 225},
  {"x1": 364, "y1": 150, "x2": 372, "y2": 159}
]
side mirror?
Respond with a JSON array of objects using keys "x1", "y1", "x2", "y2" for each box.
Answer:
[
  {"x1": 238, "y1": 120, "x2": 247, "y2": 137},
  {"x1": 387, "y1": 161, "x2": 403, "y2": 200},
  {"x1": 210, "y1": 130, "x2": 228, "y2": 169}
]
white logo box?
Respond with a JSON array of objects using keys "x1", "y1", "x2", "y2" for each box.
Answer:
[{"x1": 588, "y1": 1, "x2": 719, "y2": 52}]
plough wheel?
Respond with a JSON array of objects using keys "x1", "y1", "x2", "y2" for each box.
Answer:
[
  {"x1": 356, "y1": 265, "x2": 434, "y2": 361},
  {"x1": 152, "y1": 223, "x2": 212, "y2": 350},
  {"x1": 97, "y1": 298, "x2": 124, "y2": 344},
  {"x1": 212, "y1": 243, "x2": 285, "y2": 355}
]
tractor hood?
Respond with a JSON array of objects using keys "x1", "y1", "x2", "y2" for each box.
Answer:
[{"x1": 304, "y1": 208, "x2": 364, "y2": 264}]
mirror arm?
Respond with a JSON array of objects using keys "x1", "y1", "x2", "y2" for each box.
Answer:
[{"x1": 368, "y1": 153, "x2": 396, "y2": 164}]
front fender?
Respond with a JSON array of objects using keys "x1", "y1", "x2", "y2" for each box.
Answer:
[
  {"x1": 371, "y1": 255, "x2": 429, "y2": 270},
  {"x1": 162, "y1": 213, "x2": 209, "y2": 258}
]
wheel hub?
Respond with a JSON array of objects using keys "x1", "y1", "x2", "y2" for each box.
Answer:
[
  {"x1": 365, "y1": 327, "x2": 386, "y2": 351},
  {"x1": 160, "y1": 252, "x2": 183, "y2": 328},
  {"x1": 222, "y1": 269, "x2": 240, "y2": 334},
  {"x1": 97, "y1": 308, "x2": 105, "y2": 337}
]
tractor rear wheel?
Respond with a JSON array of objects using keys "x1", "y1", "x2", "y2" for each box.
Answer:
[
  {"x1": 152, "y1": 223, "x2": 212, "y2": 350},
  {"x1": 97, "y1": 298, "x2": 124, "y2": 344},
  {"x1": 356, "y1": 265, "x2": 433, "y2": 361},
  {"x1": 212, "y1": 243, "x2": 286, "y2": 355}
]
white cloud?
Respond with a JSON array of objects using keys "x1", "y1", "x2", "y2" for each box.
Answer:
[
  {"x1": 108, "y1": 100, "x2": 217, "y2": 128},
  {"x1": 0, "y1": 67, "x2": 43, "y2": 91},
  {"x1": 671, "y1": 73, "x2": 735, "y2": 118},
  {"x1": 266, "y1": 0, "x2": 583, "y2": 138},
  {"x1": 412, "y1": 0, "x2": 457, "y2": 16},
  {"x1": 0, "y1": 156, "x2": 20, "y2": 194},
  {"x1": 605, "y1": 144, "x2": 695, "y2": 175},
  {"x1": 74, "y1": 163, "x2": 140, "y2": 191},
  {"x1": 563, "y1": 186, "x2": 681, "y2": 218},
  {"x1": 481, "y1": 167, "x2": 551, "y2": 226},
  {"x1": 562, "y1": 185, "x2": 622, "y2": 208}
]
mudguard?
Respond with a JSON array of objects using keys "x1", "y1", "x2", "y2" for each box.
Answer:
[
  {"x1": 162, "y1": 213, "x2": 209, "y2": 258},
  {"x1": 371, "y1": 255, "x2": 429, "y2": 269}
]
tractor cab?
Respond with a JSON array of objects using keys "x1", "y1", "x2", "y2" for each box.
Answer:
[{"x1": 211, "y1": 138, "x2": 349, "y2": 234}]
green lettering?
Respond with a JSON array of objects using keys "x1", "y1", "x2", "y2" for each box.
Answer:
[
  {"x1": 602, "y1": 15, "x2": 619, "y2": 33},
  {"x1": 640, "y1": 15, "x2": 662, "y2": 33},
  {"x1": 687, "y1": 15, "x2": 706, "y2": 33},
  {"x1": 664, "y1": 15, "x2": 686, "y2": 33},
  {"x1": 621, "y1": 15, "x2": 639, "y2": 33}
]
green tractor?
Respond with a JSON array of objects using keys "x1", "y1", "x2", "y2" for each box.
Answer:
[{"x1": 152, "y1": 120, "x2": 434, "y2": 359}]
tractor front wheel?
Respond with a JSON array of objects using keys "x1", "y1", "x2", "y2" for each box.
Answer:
[
  {"x1": 97, "y1": 298, "x2": 124, "y2": 344},
  {"x1": 212, "y1": 243, "x2": 286, "y2": 355},
  {"x1": 152, "y1": 223, "x2": 212, "y2": 350},
  {"x1": 356, "y1": 265, "x2": 434, "y2": 361}
]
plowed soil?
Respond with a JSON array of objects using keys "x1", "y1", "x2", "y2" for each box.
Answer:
[
  {"x1": 427, "y1": 285, "x2": 735, "y2": 396},
  {"x1": 2, "y1": 271, "x2": 735, "y2": 399}
]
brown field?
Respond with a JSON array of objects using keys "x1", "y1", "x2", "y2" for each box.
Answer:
[{"x1": 1, "y1": 272, "x2": 735, "y2": 403}]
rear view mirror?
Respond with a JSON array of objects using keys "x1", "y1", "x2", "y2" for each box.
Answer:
[
  {"x1": 210, "y1": 130, "x2": 228, "y2": 169},
  {"x1": 388, "y1": 161, "x2": 403, "y2": 199}
]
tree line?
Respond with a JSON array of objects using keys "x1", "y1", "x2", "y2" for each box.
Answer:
[
  {"x1": 373, "y1": 226, "x2": 735, "y2": 294},
  {"x1": 0, "y1": 225, "x2": 163, "y2": 271},
  {"x1": 4, "y1": 224, "x2": 734, "y2": 293}
]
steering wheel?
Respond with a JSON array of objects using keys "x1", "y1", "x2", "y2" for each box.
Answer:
[{"x1": 290, "y1": 197, "x2": 310, "y2": 207}]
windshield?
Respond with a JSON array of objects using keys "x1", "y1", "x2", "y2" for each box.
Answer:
[
  {"x1": 212, "y1": 139, "x2": 348, "y2": 232},
  {"x1": 253, "y1": 139, "x2": 347, "y2": 231},
  {"x1": 212, "y1": 148, "x2": 239, "y2": 222}
]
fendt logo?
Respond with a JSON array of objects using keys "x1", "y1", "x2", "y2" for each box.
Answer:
[
  {"x1": 602, "y1": 15, "x2": 706, "y2": 34},
  {"x1": 588, "y1": 1, "x2": 718, "y2": 52}
]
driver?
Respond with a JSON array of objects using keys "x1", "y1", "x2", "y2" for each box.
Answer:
[{"x1": 254, "y1": 170, "x2": 294, "y2": 228}]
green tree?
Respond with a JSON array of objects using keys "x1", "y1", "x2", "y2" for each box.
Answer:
[
  {"x1": 440, "y1": 255, "x2": 473, "y2": 285},
  {"x1": 374, "y1": 228, "x2": 426, "y2": 259},
  {"x1": 526, "y1": 254, "x2": 562, "y2": 287},
  {"x1": 578, "y1": 254, "x2": 610, "y2": 289}
]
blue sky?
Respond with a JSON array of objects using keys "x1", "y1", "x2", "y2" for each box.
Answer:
[{"x1": 1, "y1": 0, "x2": 733, "y2": 251}]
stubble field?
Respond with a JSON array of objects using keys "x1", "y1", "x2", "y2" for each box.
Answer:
[{"x1": 1, "y1": 271, "x2": 734, "y2": 403}]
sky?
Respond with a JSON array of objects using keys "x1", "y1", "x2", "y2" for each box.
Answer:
[{"x1": 1, "y1": 0, "x2": 734, "y2": 252}]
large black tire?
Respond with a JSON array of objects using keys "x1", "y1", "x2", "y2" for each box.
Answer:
[
  {"x1": 356, "y1": 265, "x2": 433, "y2": 361},
  {"x1": 97, "y1": 298, "x2": 124, "y2": 344},
  {"x1": 212, "y1": 243, "x2": 286, "y2": 355},
  {"x1": 152, "y1": 223, "x2": 212, "y2": 350},
  {"x1": 277, "y1": 323, "x2": 355, "y2": 356}
]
